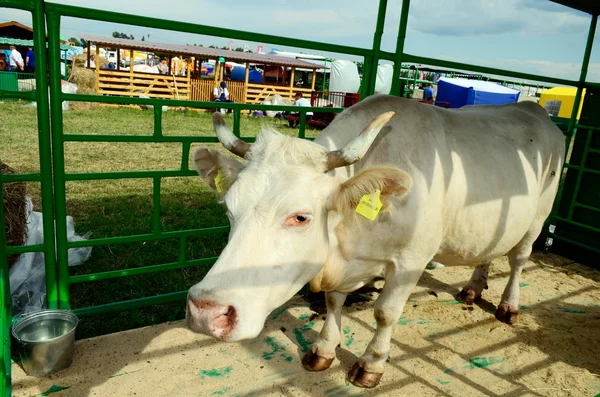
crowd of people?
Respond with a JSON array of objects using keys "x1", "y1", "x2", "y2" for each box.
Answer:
[{"x1": 1, "y1": 46, "x2": 35, "y2": 73}]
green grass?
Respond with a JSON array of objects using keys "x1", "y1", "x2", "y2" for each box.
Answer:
[{"x1": 0, "y1": 101, "x2": 320, "y2": 339}]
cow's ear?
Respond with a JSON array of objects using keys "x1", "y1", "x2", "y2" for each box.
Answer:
[
  {"x1": 193, "y1": 148, "x2": 244, "y2": 196},
  {"x1": 335, "y1": 167, "x2": 411, "y2": 214}
]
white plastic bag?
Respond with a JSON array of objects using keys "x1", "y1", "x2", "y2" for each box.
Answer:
[{"x1": 9, "y1": 197, "x2": 93, "y2": 316}]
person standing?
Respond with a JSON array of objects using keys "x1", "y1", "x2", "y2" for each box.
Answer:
[
  {"x1": 25, "y1": 47, "x2": 35, "y2": 74},
  {"x1": 8, "y1": 46, "x2": 24, "y2": 72},
  {"x1": 423, "y1": 82, "x2": 435, "y2": 102}
]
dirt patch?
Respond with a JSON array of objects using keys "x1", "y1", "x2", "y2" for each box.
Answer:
[{"x1": 11, "y1": 252, "x2": 600, "y2": 396}]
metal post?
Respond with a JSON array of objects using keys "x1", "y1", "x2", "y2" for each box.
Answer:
[
  {"x1": 568, "y1": 14, "x2": 597, "y2": 133},
  {"x1": 32, "y1": 0, "x2": 59, "y2": 311},
  {"x1": 47, "y1": 11, "x2": 72, "y2": 309},
  {"x1": 391, "y1": 0, "x2": 411, "y2": 96},
  {"x1": 0, "y1": 156, "x2": 11, "y2": 397},
  {"x1": 366, "y1": 0, "x2": 388, "y2": 96}
]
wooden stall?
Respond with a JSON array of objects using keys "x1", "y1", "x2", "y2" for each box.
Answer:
[{"x1": 81, "y1": 34, "x2": 323, "y2": 104}]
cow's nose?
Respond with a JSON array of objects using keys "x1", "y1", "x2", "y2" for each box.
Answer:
[{"x1": 187, "y1": 298, "x2": 237, "y2": 340}]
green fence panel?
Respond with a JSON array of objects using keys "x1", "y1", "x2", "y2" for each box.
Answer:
[{"x1": 549, "y1": 87, "x2": 600, "y2": 261}]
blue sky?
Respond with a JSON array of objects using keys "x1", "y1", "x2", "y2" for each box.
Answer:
[{"x1": 3, "y1": 0, "x2": 600, "y2": 82}]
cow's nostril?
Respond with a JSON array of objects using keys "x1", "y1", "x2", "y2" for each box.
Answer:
[
  {"x1": 214, "y1": 305, "x2": 237, "y2": 330},
  {"x1": 224, "y1": 305, "x2": 234, "y2": 317}
]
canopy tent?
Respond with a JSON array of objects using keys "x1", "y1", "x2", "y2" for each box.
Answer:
[
  {"x1": 436, "y1": 77, "x2": 520, "y2": 108},
  {"x1": 539, "y1": 86, "x2": 586, "y2": 119}
]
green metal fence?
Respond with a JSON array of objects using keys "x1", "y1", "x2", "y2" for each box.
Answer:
[
  {"x1": 0, "y1": 72, "x2": 36, "y2": 100},
  {"x1": 1, "y1": 0, "x2": 599, "y2": 395}
]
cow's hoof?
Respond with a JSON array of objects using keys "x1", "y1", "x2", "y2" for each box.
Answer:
[
  {"x1": 347, "y1": 362, "x2": 383, "y2": 388},
  {"x1": 302, "y1": 350, "x2": 334, "y2": 372},
  {"x1": 495, "y1": 303, "x2": 518, "y2": 324},
  {"x1": 456, "y1": 288, "x2": 481, "y2": 305}
]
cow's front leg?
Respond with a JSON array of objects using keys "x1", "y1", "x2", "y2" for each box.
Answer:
[
  {"x1": 302, "y1": 291, "x2": 347, "y2": 371},
  {"x1": 348, "y1": 261, "x2": 424, "y2": 388}
]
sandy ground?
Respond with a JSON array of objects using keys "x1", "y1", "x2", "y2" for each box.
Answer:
[{"x1": 11, "y1": 252, "x2": 600, "y2": 397}]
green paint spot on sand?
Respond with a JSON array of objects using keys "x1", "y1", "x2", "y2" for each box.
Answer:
[
  {"x1": 306, "y1": 321, "x2": 315, "y2": 329},
  {"x1": 199, "y1": 366, "x2": 233, "y2": 379},
  {"x1": 557, "y1": 307, "x2": 587, "y2": 314},
  {"x1": 108, "y1": 369, "x2": 142, "y2": 378},
  {"x1": 282, "y1": 353, "x2": 293, "y2": 362},
  {"x1": 293, "y1": 326, "x2": 313, "y2": 353},
  {"x1": 519, "y1": 282, "x2": 530, "y2": 287},
  {"x1": 466, "y1": 356, "x2": 505, "y2": 369},
  {"x1": 262, "y1": 336, "x2": 286, "y2": 360},
  {"x1": 343, "y1": 328, "x2": 354, "y2": 347},
  {"x1": 397, "y1": 316, "x2": 412, "y2": 325},
  {"x1": 212, "y1": 387, "x2": 232, "y2": 395},
  {"x1": 270, "y1": 306, "x2": 288, "y2": 320},
  {"x1": 443, "y1": 368, "x2": 455, "y2": 375},
  {"x1": 417, "y1": 317, "x2": 433, "y2": 325},
  {"x1": 41, "y1": 385, "x2": 70, "y2": 396},
  {"x1": 299, "y1": 314, "x2": 310, "y2": 320},
  {"x1": 436, "y1": 379, "x2": 450, "y2": 385}
]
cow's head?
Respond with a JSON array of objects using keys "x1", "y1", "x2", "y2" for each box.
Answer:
[{"x1": 187, "y1": 111, "x2": 410, "y2": 341}]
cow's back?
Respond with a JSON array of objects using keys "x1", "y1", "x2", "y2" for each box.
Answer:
[{"x1": 317, "y1": 95, "x2": 565, "y2": 265}]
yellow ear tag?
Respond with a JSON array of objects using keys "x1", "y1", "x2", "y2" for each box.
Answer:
[
  {"x1": 214, "y1": 168, "x2": 226, "y2": 193},
  {"x1": 355, "y1": 189, "x2": 382, "y2": 221}
]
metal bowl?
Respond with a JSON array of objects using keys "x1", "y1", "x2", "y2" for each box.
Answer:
[{"x1": 12, "y1": 310, "x2": 79, "y2": 377}]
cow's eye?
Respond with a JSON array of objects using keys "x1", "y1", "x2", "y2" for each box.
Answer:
[{"x1": 284, "y1": 213, "x2": 312, "y2": 227}]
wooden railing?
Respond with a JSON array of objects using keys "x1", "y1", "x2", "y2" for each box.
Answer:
[
  {"x1": 246, "y1": 84, "x2": 313, "y2": 104},
  {"x1": 97, "y1": 69, "x2": 189, "y2": 99},
  {"x1": 189, "y1": 79, "x2": 244, "y2": 103}
]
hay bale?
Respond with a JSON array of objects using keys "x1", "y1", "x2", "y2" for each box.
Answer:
[
  {"x1": 69, "y1": 54, "x2": 101, "y2": 110},
  {"x1": 2, "y1": 163, "x2": 27, "y2": 268}
]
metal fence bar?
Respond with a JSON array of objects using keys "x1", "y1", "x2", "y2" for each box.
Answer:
[
  {"x1": 66, "y1": 226, "x2": 229, "y2": 248},
  {"x1": 1, "y1": 173, "x2": 42, "y2": 182},
  {"x1": 365, "y1": 0, "x2": 387, "y2": 96},
  {"x1": 46, "y1": 11, "x2": 71, "y2": 310},
  {"x1": 0, "y1": 156, "x2": 13, "y2": 397},
  {"x1": 33, "y1": 0, "x2": 60, "y2": 311},
  {"x1": 390, "y1": 0, "x2": 411, "y2": 96},
  {"x1": 44, "y1": 2, "x2": 372, "y2": 58},
  {"x1": 399, "y1": 53, "x2": 579, "y2": 87},
  {"x1": 69, "y1": 256, "x2": 218, "y2": 284},
  {"x1": 72, "y1": 290, "x2": 188, "y2": 317}
]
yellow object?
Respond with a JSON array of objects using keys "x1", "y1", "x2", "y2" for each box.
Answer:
[
  {"x1": 356, "y1": 190, "x2": 382, "y2": 221},
  {"x1": 539, "y1": 87, "x2": 586, "y2": 119},
  {"x1": 214, "y1": 169, "x2": 226, "y2": 193}
]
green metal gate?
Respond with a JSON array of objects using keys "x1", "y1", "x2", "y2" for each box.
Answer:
[{"x1": 1, "y1": 0, "x2": 599, "y2": 396}]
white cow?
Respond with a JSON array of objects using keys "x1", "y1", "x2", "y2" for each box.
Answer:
[{"x1": 187, "y1": 94, "x2": 565, "y2": 388}]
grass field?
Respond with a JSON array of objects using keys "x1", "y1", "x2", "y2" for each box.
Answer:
[{"x1": 1, "y1": 101, "x2": 321, "y2": 339}]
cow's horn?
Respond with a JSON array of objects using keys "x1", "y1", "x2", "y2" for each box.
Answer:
[
  {"x1": 213, "y1": 112, "x2": 251, "y2": 158},
  {"x1": 324, "y1": 111, "x2": 395, "y2": 171}
]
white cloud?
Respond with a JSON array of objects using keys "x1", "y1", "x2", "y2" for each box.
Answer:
[{"x1": 407, "y1": 0, "x2": 590, "y2": 37}]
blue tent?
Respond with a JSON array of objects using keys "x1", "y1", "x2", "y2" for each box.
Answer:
[
  {"x1": 435, "y1": 77, "x2": 520, "y2": 108},
  {"x1": 231, "y1": 66, "x2": 263, "y2": 83}
]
